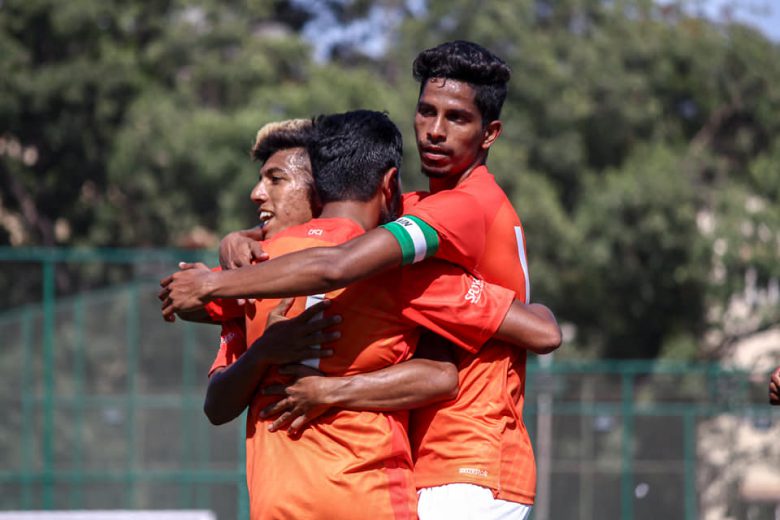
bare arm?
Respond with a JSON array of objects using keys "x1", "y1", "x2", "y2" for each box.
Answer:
[
  {"x1": 161, "y1": 228, "x2": 403, "y2": 319},
  {"x1": 203, "y1": 300, "x2": 340, "y2": 425},
  {"x1": 260, "y1": 335, "x2": 459, "y2": 434},
  {"x1": 770, "y1": 367, "x2": 780, "y2": 406},
  {"x1": 495, "y1": 301, "x2": 562, "y2": 355}
]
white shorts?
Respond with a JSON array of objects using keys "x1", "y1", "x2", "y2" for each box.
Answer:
[{"x1": 417, "y1": 483, "x2": 532, "y2": 520}]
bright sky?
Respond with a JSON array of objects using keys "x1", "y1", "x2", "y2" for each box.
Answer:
[
  {"x1": 301, "y1": 0, "x2": 780, "y2": 61},
  {"x1": 675, "y1": 0, "x2": 780, "y2": 40}
]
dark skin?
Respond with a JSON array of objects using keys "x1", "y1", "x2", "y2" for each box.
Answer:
[
  {"x1": 770, "y1": 367, "x2": 780, "y2": 405},
  {"x1": 258, "y1": 332, "x2": 459, "y2": 435},
  {"x1": 204, "y1": 298, "x2": 340, "y2": 425}
]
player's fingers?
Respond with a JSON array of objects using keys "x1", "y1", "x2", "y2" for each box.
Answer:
[
  {"x1": 260, "y1": 385, "x2": 288, "y2": 397},
  {"x1": 160, "y1": 275, "x2": 173, "y2": 287},
  {"x1": 249, "y1": 243, "x2": 269, "y2": 262},
  {"x1": 268, "y1": 411, "x2": 299, "y2": 433},
  {"x1": 260, "y1": 398, "x2": 290, "y2": 420},
  {"x1": 243, "y1": 227, "x2": 266, "y2": 241},
  {"x1": 271, "y1": 298, "x2": 296, "y2": 318},
  {"x1": 278, "y1": 364, "x2": 325, "y2": 377},
  {"x1": 295, "y1": 300, "x2": 332, "y2": 322},
  {"x1": 158, "y1": 287, "x2": 170, "y2": 302},
  {"x1": 232, "y1": 253, "x2": 248, "y2": 268},
  {"x1": 288, "y1": 414, "x2": 312, "y2": 436},
  {"x1": 298, "y1": 348, "x2": 334, "y2": 359},
  {"x1": 162, "y1": 305, "x2": 176, "y2": 322},
  {"x1": 300, "y1": 331, "x2": 340, "y2": 347},
  {"x1": 297, "y1": 315, "x2": 341, "y2": 337}
]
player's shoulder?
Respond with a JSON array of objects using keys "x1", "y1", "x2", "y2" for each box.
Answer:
[
  {"x1": 265, "y1": 218, "x2": 363, "y2": 249},
  {"x1": 405, "y1": 186, "x2": 482, "y2": 218}
]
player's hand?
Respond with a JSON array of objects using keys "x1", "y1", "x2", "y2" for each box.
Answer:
[
  {"x1": 160, "y1": 262, "x2": 214, "y2": 321},
  {"x1": 158, "y1": 262, "x2": 210, "y2": 323},
  {"x1": 251, "y1": 299, "x2": 341, "y2": 366},
  {"x1": 219, "y1": 229, "x2": 268, "y2": 269},
  {"x1": 770, "y1": 367, "x2": 780, "y2": 405},
  {"x1": 260, "y1": 364, "x2": 336, "y2": 435}
]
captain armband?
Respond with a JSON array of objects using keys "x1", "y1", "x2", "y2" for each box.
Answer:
[{"x1": 381, "y1": 215, "x2": 440, "y2": 265}]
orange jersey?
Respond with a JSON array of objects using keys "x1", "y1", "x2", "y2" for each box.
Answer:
[
  {"x1": 209, "y1": 217, "x2": 515, "y2": 520},
  {"x1": 384, "y1": 165, "x2": 535, "y2": 504}
]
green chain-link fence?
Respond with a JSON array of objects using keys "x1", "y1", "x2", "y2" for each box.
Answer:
[{"x1": 1, "y1": 248, "x2": 777, "y2": 519}]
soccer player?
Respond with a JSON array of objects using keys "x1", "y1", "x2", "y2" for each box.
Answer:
[
  {"x1": 201, "y1": 117, "x2": 464, "y2": 428},
  {"x1": 197, "y1": 109, "x2": 551, "y2": 519},
  {"x1": 161, "y1": 41, "x2": 552, "y2": 518}
]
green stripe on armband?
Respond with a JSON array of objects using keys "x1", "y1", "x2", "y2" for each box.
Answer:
[{"x1": 381, "y1": 215, "x2": 440, "y2": 265}]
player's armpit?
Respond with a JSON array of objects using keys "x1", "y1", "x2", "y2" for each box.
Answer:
[{"x1": 494, "y1": 301, "x2": 562, "y2": 355}]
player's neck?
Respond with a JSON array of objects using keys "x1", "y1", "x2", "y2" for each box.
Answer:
[{"x1": 319, "y1": 201, "x2": 380, "y2": 231}]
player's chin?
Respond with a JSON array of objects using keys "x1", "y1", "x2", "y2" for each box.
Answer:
[{"x1": 420, "y1": 166, "x2": 450, "y2": 178}]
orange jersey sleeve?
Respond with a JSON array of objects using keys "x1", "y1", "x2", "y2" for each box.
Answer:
[
  {"x1": 397, "y1": 260, "x2": 514, "y2": 354},
  {"x1": 207, "y1": 318, "x2": 246, "y2": 377}
]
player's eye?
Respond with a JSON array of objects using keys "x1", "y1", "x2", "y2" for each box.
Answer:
[{"x1": 417, "y1": 105, "x2": 435, "y2": 117}]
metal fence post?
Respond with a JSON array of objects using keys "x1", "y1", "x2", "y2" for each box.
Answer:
[
  {"x1": 125, "y1": 282, "x2": 140, "y2": 507},
  {"x1": 42, "y1": 259, "x2": 56, "y2": 509},
  {"x1": 683, "y1": 410, "x2": 698, "y2": 520},
  {"x1": 620, "y1": 371, "x2": 634, "y2": 520},
  {"x1": 20, "y1": 307, "x2": 34, "y2": 509}
]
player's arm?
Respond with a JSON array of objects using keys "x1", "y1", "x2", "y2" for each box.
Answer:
[
  {"x1": 161, "y1": 227, "x2": 404, "y2": 319},
  {"x1": 203, "y1": 300, "x2": 340, "y2": 425},
  {"x1": 770, "y1": 367, "x2": 780, "y2": 406},
  {"x1": 260, "y1": 334, "x2": 458, "y2": 434},
  {"x1": 495, "y1": 301, "x2": 562, "y2": 355}
]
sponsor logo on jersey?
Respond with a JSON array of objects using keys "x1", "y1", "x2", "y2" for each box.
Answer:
[
  {"x1": 220, "y1": 331, "x2": 238, "y2": 347},
  {"x1": 458, "y1": 467, "x2": 488, "y2": 478},
  {"x1": 464, "y1": 278, "x2": 484, "y2": 304}
]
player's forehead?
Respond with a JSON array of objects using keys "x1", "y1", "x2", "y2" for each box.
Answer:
[
  {"x1": 418, "y1": 78, "x2": 478, "y2": 112},
  {"x1": 260, "y1": 147, "x2": 312, "y2": 179}
]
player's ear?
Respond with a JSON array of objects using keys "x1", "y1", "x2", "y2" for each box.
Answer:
[
  {"x1": 481, "y1": 120, "x2": 502, "y2": 151},
  {"x1": 381, "y1": 167, "x2": 399, "y2": 199}
]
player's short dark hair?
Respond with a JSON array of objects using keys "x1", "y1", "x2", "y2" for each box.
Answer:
[
  {"x1": 308, "y1": 110, "x2": 402, "y2": 204},
  {"x1": 251, "y1": 119, "x2": 314, "y2": 162},
  {"x1": 413, "y1": 40, "x2": 511, "y2": 125}
]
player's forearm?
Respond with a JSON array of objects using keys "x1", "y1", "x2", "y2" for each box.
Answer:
[
  {"x1": 177, "y1": 307, "x2": 218, "y2": 324},
  {"x1": 206, "y1": 247, "x2": 347, "y2": 300},
  {"x1": 204, "y1": 350, "x2": 271, "y2": 425},
  {"x1": 205, "y1": 229, "x2": 402, "y2": 300},
  {"x1": 323, "y1": 359, "x2": 458, "y2": 411},
  {"x1": 495, "y1": 302, "x2": 562, "y2": 355}
]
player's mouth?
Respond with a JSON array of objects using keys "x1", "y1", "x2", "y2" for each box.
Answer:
[
  {"x1": 420, "y1": 146, "x2": 450, "y2": 162},
  {"x1": 258, "y1": 210, "x2": 274, "y2": 225}
]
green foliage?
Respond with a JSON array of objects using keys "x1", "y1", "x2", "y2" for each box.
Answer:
[{"x1": 2, "y1": 0, "x2": 778, "y2": 359}]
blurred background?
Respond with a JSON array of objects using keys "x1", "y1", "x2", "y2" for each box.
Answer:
[{"x1": 1, "y1": 0, "x2": 778, "y2": 518}]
